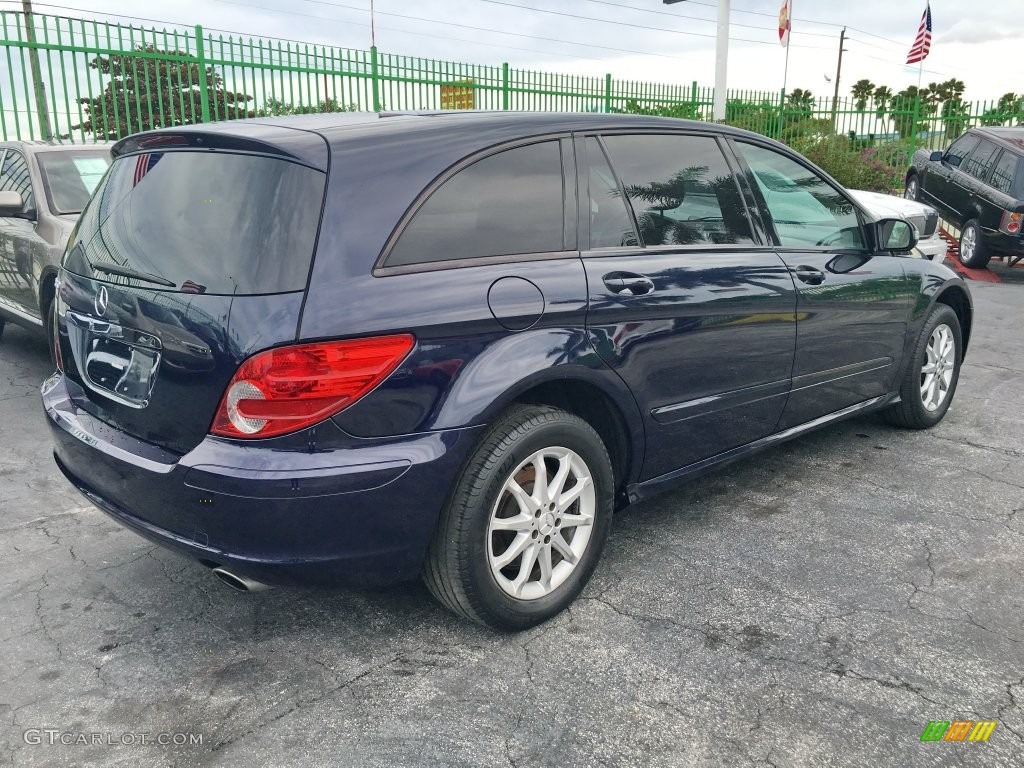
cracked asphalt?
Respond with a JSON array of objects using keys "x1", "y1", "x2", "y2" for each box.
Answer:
[{"x1": 1, "y1": 280, "x2": 1022, "y2": 768}]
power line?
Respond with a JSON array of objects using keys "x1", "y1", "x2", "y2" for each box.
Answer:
[
  {"x1": 581, "y1": 0, "x2": 839, "y2": 39},
  {"x1": 214, "y1": 0, "x2": 713, "y2": 61},
  {"x1": 476, "y1": 0, "x2": 832, "y2": 49},
  {"x1": 0, "y1": 0, "x2": 695, "y2": 63}
]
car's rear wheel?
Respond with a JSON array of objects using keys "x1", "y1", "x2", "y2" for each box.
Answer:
[
  {"x1": 958, "y1": 219, "x2": 990, "y2": 269},
  {"x1": 882, "y1": 304, "x2": 962, "y2": 429},
  {"x1": 424, "y1": 404, "x2": 613, "y2": 630},
  {"x1": 904, "y1": 174, "x2": 919, "y2": 201}
]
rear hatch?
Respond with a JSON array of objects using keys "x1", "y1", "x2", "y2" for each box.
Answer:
[{"x1": 56, "y1": 130, "x2": 328, "y2": 455}]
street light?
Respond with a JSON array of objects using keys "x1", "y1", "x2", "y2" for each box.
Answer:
[{"x1": 663, "y1": 0, "x2": 729, "y2": 121}]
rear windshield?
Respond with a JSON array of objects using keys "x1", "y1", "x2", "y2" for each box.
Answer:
[
  {"x1": 35, "y1": 149, "x2": 110, "y2": 214},
  {"x1": 63, "y1": 151, "x2": 326, "y2": 295}
]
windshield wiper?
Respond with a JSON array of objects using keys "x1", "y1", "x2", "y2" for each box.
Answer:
[{"x1": 90, "y1": 263, "x2": 176, "y2": 287}]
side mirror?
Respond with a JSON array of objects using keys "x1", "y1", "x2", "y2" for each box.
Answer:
[
  {"x1": 0, "y1": 190, "x2": 24, "y2": 217},
  {"x1": 929, "y1": 150, "x2": 943, "y2": 162},
  {"x1": 876, "y1": 218, "x2": 918, "y2": 253}
]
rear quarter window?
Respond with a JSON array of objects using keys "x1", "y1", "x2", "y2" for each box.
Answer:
[
  {"x1": 989, "y1": 150, "x2": 1021, "y2": 197},
  {"x1": 384, "y1": 140, "x2": 566, "y2": 268}
]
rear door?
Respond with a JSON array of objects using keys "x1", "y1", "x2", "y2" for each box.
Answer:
[
  {"x1": 958, "y1": 139, "x2": 1003, "y2": 232},
  {"x1": 731, "y1": 140, "x2": 915, "y2": 428},
  {"x1": 0, "y1": 148, "x2": 46, "y2": 318},
  {"x1": 579, "y1": 132, "x2": 797, "y2": 480},
  {"x1": 56, "y1": 142, "x2": 327, "y2": 455}
]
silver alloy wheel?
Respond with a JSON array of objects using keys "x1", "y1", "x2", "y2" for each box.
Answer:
[
  {"x1": 905, "y1": 178, "x2": 918, "y2": 200},
  {"x1": 960, "y1": 225, "x2": 976, "y2": 263},
  {"x1": 487, "y1": 446, "x2": 596, "y2": 600},
  {"x1": 920, "y1": 324, "x2": 956, "y2": 412}
]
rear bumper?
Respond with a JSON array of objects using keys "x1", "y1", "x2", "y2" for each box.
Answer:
[
  {"x1": 981, "y1": 230, "x2": 1024, "y2": 255},
  {"x1": 41, "y1": 372, "x2": 482, "y2": 587}
]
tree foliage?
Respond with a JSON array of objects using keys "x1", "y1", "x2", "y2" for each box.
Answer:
[
  {"x1": 254, "y1": 97, "x2": 358, "y2": 117},
  {"x1": 851, "y1": 79, "x2": 875, "y2": 111},
  {"x1": 980, "y1": 92, "x2": 1024, "y2": 126},
  {"x1": 73, "y1": 45, "x2": 253, "y2": 139}
]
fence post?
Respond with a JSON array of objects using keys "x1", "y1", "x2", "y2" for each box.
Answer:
[
  {"x1": 194, "y1": 25, "x2": 211, "y2": 124},
  {"x1": 502, "y1": 62, "x2": 509, "y2": 110},
  {"x1": 603, "y1": 73, "x2": 612, "y2": 113},
  {"x1": 370, "y1": 45, "x2": 380, "y2": 112},
  {"x1": 911, "y1": 90, "x2": 921, "y2": 147},
  {"x1": 690, "y1": 80, "x2": 698, "y2": 117}
]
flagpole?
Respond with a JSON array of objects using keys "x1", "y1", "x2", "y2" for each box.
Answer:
[{"x1": 781, "y1": 1, "x2": 792, "y2": 99}]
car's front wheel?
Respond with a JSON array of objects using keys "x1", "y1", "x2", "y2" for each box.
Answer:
[
  {"x1": 904, "y1": 174, "x2": 919, "y2": 201},
  {"x1": 958, "y1": 219, "x2": 990, "y2": 269},
  {"x1": 424, "y1": 404, "x2": 614, "y2": 630},
  {"x1": 882, "y1": 304, "x2": 962, "y2": 429}
]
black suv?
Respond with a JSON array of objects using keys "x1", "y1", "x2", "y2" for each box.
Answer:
[
  {"x1": 43, "y1": 112, "x2": 971, "y2": 630},
  {"x1": 906, "y1": 126, "x2": 1024, "y2": 268}
]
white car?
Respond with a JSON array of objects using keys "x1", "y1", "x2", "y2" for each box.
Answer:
[{"x1": 848, "y1": 189, "x2": 947, "y2": 261}]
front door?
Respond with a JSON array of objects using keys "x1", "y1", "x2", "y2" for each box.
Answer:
[
  {"x1": 921, "y1": 133, "x2": 978, "y2": 223},
  {"x1": 578, "y1": 133, "x2": 797, "y2": 481},
  {"x1": 731, "y1": 141, "x2": 915, "y2": 428}
]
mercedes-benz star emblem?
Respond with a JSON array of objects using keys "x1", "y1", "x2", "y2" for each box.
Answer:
[{"x1": 94, "y1": 285, "x2": 108, "y2": 316}]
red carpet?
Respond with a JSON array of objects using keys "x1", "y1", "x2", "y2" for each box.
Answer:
[{"x1": 936, "y1": 227, "x2": 1001, "y2": 283}]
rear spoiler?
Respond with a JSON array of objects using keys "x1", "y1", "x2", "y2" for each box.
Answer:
[{"x1": 112, "y1": 123, "x2": 329, "y2": 171}]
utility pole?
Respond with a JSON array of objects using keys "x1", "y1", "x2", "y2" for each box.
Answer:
[
  {"x1": 831, "y1": 26, "x2": 846, "y2": 124},
  {"x1": 664, "y1": 0, "x2": 730, "y2": 121},
  {"x1": 22, "y1": 0, "x2": 52, "y2": 140}
]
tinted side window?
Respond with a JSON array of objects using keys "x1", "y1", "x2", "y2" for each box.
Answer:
[
  {"x1": 0, "y1": 150, "x2": 36, "y2": 212},
  {"x1": 962, "y1": 140, "x2": 999, "y2": 181},
  {"x1": 601, "y1": 134, "x2": 754, "y2": 247},
  {"x1": 586, "y1": 137, "x2": 638, "y2": 248},
  {"x1": 988, "y1": 150, "x2": 1019, "y2": 195},
  {"x1": 387, "y1": 141, "x2": 565, "y2": 267},
  {"x1": 945, "y1": 134, "x2": 978, "y2": 167},
  {"x1": 736, "y1": 143, "x2": 864, "y2": 250}
]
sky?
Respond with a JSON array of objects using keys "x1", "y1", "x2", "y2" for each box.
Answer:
[{"x1": 3, "y1": 0, "x2": 1022, "y2": 104}]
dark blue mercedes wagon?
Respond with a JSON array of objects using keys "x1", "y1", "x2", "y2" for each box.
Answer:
[{"x1": 42, "y1": 112, "x2": 972, "y2": 630}]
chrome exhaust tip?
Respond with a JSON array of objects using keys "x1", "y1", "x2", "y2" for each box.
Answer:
[{"x1": 211, "y1": 566, "x2": 271, "y2": 593}]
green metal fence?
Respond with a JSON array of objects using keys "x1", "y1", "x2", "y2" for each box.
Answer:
[{"x1": 2, "y1": 9, "x2": 1022, "y2": 187}]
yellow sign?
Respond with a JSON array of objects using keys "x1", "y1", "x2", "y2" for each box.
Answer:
[{"x1": 441, "y1": 80, "x2": 475, "y2": 110}]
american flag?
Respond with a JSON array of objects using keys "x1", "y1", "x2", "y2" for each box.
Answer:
[
  {"x1": 906, "y1": 3, "x2": 932, "y2": 65},
  {"x1": 133, "y1": 153, "x2": 161, "y2": 186}
]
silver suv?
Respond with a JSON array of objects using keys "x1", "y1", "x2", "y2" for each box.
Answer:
[{"x1": 0, "y1": 141, "x2": 111, "y2": 348}]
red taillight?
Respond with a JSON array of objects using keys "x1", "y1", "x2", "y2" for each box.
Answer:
[
  {"x1": 1000, "y1": 210, "x2": 1022, "y2": 235},
  {"x1": 210, "y1": 334, "x2": 415, "y2": 439}
]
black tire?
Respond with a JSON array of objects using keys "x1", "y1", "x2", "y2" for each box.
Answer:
[
  {"x1": 958, "y1": 219, "x2": 990, "y2": 269},
  {"x1": 423, "y1": 404, "x2": 614, "y2": 631},
  {"x1": 882, "y1": 304, "x2": 962, "y2": 429},
  {"x1": 904, "y1": 174, "x2": 919, "y2": 201}
]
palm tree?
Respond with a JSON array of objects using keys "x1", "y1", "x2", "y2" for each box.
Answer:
[
  {"x1": 786, "y1": 88, "x2": 815, "y2": 114},
  {"x1": 874, "y1": 85, "x2": 894, "y2": 133},
  {"x1": 849, "y1": 79, "x2": 876, "y2": 140},
  {"x1": 851, "y1": 79, "x2": 875, "y2": 111}
]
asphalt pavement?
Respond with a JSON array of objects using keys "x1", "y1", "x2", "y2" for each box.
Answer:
[{"x1": 1, "y1": 280, "x2": 1022, "y2": 767}]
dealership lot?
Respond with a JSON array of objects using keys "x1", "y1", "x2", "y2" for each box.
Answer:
[{"x1": 0, "y1": 278, "x2": 1022, "y2": 767}]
